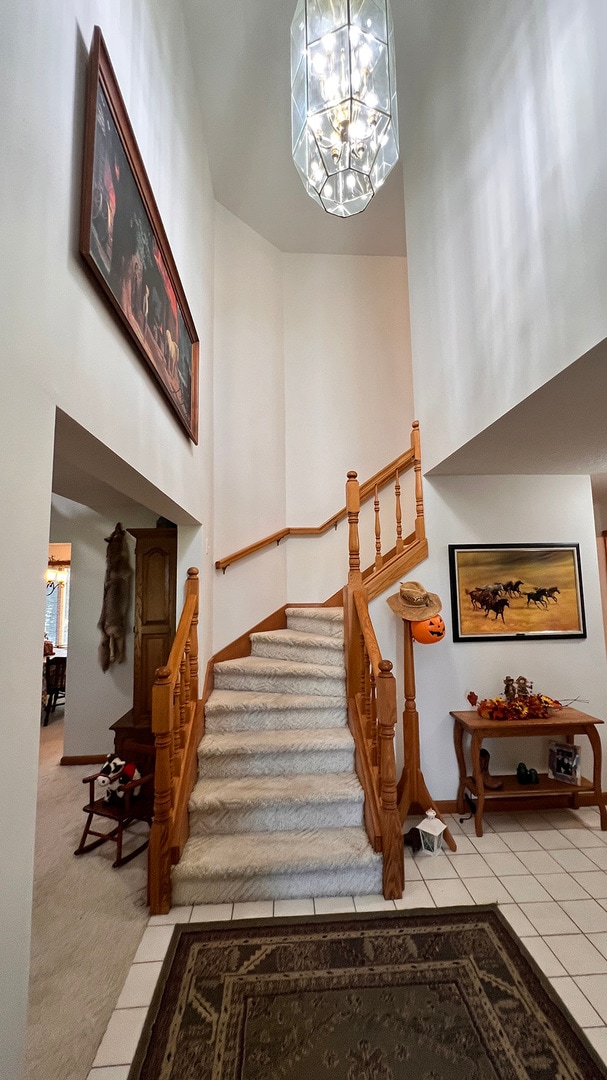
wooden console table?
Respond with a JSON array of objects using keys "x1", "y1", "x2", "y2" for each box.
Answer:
[{"x1": 451, "y1": 708, "x2": 607, "y2": 837}]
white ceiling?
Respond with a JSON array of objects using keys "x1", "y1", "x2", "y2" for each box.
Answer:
[{"x1": 180, "y1": 0, "x2": 449, "y2": 256}]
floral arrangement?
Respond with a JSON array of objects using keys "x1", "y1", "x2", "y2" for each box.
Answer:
[{"x1": 466, "y1": 687, "x2": 562, "y2": 722}]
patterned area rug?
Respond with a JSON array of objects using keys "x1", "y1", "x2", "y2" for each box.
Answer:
[{"x1": 130, "y1": 906, "x2": 606, "y2": 1080}]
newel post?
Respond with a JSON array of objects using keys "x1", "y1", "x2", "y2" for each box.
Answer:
[
  {"x1": 377, "y1": 660, "x2": 404, "y2": 900},
  {"x1": 346, "y1": 471, "x2": 362, "y2": 587},
  {"x1": 148, "y1": 665, "x2": 173, "y2": 915}
]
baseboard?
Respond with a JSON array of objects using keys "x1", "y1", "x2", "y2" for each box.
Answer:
[
  {"x1": 60, "y1": 754, "x2": 106, "y2": 766},
  {"x1": 435, "y1": 800, "x2": 458, "y2": 814}
]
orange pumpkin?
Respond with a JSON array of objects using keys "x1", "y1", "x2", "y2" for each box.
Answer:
[{"x1": 411, "y1": 615, "x2": 446, "y2": 644}]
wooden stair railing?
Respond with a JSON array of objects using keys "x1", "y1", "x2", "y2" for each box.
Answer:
[
  {"x1": 148, "y1": 567, "x2": 202, "y2": 915},
  {"x1": 344, "y1": 586, "x2": 404, "y2": 899},
  {"x1": 215, "y1": 422, "x2": 426, "y2": 576}
]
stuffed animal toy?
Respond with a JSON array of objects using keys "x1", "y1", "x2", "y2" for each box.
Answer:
[{"x1": 97, "y1": 753, "x2": 141, "y2": 805}]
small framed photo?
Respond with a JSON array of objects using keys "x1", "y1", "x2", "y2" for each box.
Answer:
[
  {"x1": 548, "y1": 741, "x2": 581, "y2": 786},
  {"x1": 448, "y1": 543, "x2": 586, "y2": 642}
]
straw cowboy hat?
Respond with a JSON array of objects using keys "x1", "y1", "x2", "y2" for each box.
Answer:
[{"x1": 387, "y1": 581, "x2": 442, "y2": 621}]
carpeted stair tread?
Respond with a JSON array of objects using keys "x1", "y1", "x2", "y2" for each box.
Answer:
[
  {"x1": 174, "y1": 826, "x2": 382, "y2": 880},
  {"x1": 213, "y1": 655, "x2": 345, "y2": 696},
  {"x1": 286, "y1": 607, "x2": 344, "y2": 638},
  {"x1": 250, "y1": 628, "x2": 344, "y2": 666},
  {"x1": 199, "y1": 727, "x2": 354, "y2": 758},
  {"x1": 190, "y1": 771, "x2": 363, "y2": 812},
  {"x1": 204, "y1": 689, "x2": 347, "y2": 731}
]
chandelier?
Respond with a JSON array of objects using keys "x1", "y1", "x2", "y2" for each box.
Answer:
[{"x1": 290, "y1": 0, "x2": 399, "y2": 217}]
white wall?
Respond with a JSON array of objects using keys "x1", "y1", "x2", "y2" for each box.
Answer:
[
  {"x1": 212, "y1": 205, "x2": 287, "y2": 649},
  {"x1": 370, "y1": 475, "x2": 607, "y2": 802},
  {"x1": 404, "y1": 0, "x2": 607, "y2": 471},
  {"x1": 283, "y1": 254, "x2": 414, "y2": 600},
  {"x1": 0, "y1": 2, "x2": 213, "y2": 1074}
]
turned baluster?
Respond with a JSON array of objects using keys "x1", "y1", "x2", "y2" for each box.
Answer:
[
  {"x1": 411, "y1": 420, "x2": 425, "y2": 541},
  {"x1": 179, "y1": 651, "x2": 188, "y2": 750},
  {"x1": 395, "y1": 469, "x2": 404, "y2": 554},
  {"x1": 370, "y1": 665, "x2": 379, "y2": 767},
  {"x1": 346, "y1": 471, "x2": 362, "y2": 587},
  {"x1": 377, "y1": 660, "x2": 404, "y2": 899},
  {"x1": 172, "y1": 676, "x2": 182, "y2": 777},
  {"x1": 186, "y1": 568, "x2": 199, "y2": 702},
  {"x1": 374, "y1": 485, "x2": 383, "y2": 571}
]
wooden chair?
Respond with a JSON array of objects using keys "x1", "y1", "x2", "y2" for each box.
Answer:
[
  {"x1": 43, "y1": 656, "x2": 66, "y2": 725},
  {"x1": 74, "y1": 750, "x2": 155, "y2": 868}
]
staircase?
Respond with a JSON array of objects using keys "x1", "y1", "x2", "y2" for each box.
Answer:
[{"x1": 172, "y1": 607, "x2": 383, "y2": 904}]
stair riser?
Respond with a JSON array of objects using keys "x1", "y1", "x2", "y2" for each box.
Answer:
[
  {"x1": 214, "y1": 670, "x2": 345, "y2": 696},
  {"x1": 189, "y1": 800, "x2": 363, "y2": 835},
  {"x1": 286, "y1": 614, "x2": 344, "y2": 639},
  {"x1": 205, "y1": 708, "x2": 347, "y2": 733},
  {"x1": 173, "y1": 865, "x2": 383, "y2": 905},
  {"x1": 198, "y1": 748, "x2": 354, "y2": 779},
  {"x1": 250, "y1": 640, "x2": 344, "y2": 667}
]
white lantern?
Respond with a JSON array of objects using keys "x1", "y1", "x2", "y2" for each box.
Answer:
[
  {"x1": 416, "y1": 809, "x2": 447, "y2": 856},
  {"x1": 290, "y1": 0, "x2": 399, "y2": 217}
]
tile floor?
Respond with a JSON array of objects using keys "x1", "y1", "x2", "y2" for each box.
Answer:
[{"x1": 87, "y1": 806, "x2": 607, "y2": 1077}]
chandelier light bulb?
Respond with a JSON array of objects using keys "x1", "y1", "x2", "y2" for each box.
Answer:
[{"x1": 291, "y1": 0, "x2": 399, "y2": 217}]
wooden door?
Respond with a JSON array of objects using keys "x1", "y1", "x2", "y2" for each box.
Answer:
[{"x1": 130, "y1": 528, "x2": 177, "y2": 728}]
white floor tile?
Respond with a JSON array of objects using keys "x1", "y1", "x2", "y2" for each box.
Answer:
[
  {"x1": 498, "y1": 876, "x2": 552, "y2": 903},
  {"x1": 92, "y1": 1008, "x2": 148, "y2": 1067},
  {"x1": 394, "y1": 881, "x2": 435, "y2": 908},
  {"x1": 450, "y1": 854, "x2": 494, "y2": 878},
  {"x1": 570, "y1": 808, "x2": 602, "y2": 829},
  {"x1": 535, "y1": 874, "x2": 590, "y2": 901},
  {"x1": 426, "y1": 879, "x2": 475, "y2": 907},
  {"x1": 463, "y1": 877, "x2": 512, "y2": 905},
  {"x1": 445, "y1": 834, "x2": 477, "y2": 855},
  {"x1": 87, "y1": 1068, "x2": 131, "y2": 1080},
  {"x1": 274, "y1": 898, "x2": 315, "y2": 917},
  {"x1": 543, "y1": 934, "x2": 607, "y2": 976},
  {"x1": 518, "y1": 814, "x2": 558, "y2": 832},
  {"x1": 132, "y1": 924, "x2": 174, "y2": 963},
  {"x1": 404, "y1": 859, "x2": 422, "y2": 881},
  {"x1": 481, "y1": 813, "x2": 521, "y2": 833},
  {"x1": 468, "y1": 833, "x2": 510, "y2": 854},
  {"x1": 190, "y1": 903, "x2": 234, "y2": 922},
  {"x1": 232, "y1": 901, "x2": 274, "y2": 920},
  {"x1": 148, "y1": 906, "x2": 192, "y2": 925},
  {"x1": 560, "y1": 828, "x2": 605, "y2": 848},
  {"x1": 586, "y1": 847, "x2": 607, "y2": 871},
  {"x1": 528, "y1": 830, "x2": 575, "y2": 851},
  {"x1": 516, "y1": 849, "x2": 563, "y2": 875},
  {"x1": 501, "y1": 832, "x2": 543, "y2": 852},
  {"x1": 520, "y1": 935, "x2": 567, "y2": 977},
  {"x1": 518, "y1": 901, "x2": 579, "y2": 936},
  {"x1": 550, "y1": 849, "x2": 600, "y2": 873},
  {"x1": 314, "y1": 896, "x2": 355, "y2": 914},
  {"x1": 416, "y1": 855, "x2": 458, "y2": 880},
  {"x1": 548, "y1": 978, "x2": 604, "y2": 1027},
  {"x1": 582, "y1": 1025, "x2": 607, "y2": 1064},
  {"x1": 497, "y1": 904, "x2": 539, "y2": 938},
  {"x1": 353, "y1": 895, "x2": 396, "y2": 912},
  {"x1": 588, "y1": 934, "x2": 607, "y2": 961},
  {"x1": 574, "y1": 975, "x2": 607, "y2": 1023},
  {"x1": 571, "y1": 872, "x2": 607, "y2": 899},
  {"x1": 560, "y1": 900, "x2": 607, "y2": 934},
  {"x1": 483, "y1": 852, "x2": 529, "y2": 876},
  {"x1": 116, "y1": 962, "x2": 163, "y2": 1009}
]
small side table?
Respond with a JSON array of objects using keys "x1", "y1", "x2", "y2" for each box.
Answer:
[{"x1": 451, "y1": 708, "x2": 607, "y2": 837}]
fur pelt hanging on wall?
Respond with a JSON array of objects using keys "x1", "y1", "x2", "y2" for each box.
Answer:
[{"x1": 98, "y1": 522, "x2": 133, "y2": 672}]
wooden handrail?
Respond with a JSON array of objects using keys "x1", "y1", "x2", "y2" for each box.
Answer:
[
  {"x1": 148, "y1": 568, "x2": 201, "y2": 915},
  {"x1": 215, "y1": 434, "x2": 418, "y2": 572}
]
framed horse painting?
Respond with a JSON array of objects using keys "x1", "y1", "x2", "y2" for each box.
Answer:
[
  {"x1": 448, "y1": 543, "x2": 586, "y2": 642},
  {"x1": 80, "y1": 27, "x2": 199, "y2": 442}
]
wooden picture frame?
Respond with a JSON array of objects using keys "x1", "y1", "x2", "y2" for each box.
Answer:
[
  {"x1": 80, "y1": 26, "x2": 199, "y2": 442},
  {"x1": 448, "y1": 543, "x2": 586, "y2": 642}
]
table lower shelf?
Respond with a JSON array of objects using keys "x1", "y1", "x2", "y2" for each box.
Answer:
[{"x1": 463, "y1": 772, "x2": 593, "y2": 799}]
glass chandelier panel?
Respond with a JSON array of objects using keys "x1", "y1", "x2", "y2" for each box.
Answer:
[{"x1": 291, "y1": 0, "x2": 399, "y2": 217}]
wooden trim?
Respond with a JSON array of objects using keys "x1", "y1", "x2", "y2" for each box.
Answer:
[
  {"x1": 60, "y1": 754, "x2": 106, "y2": 766},
  {"x1": 215, "y1": 437, "x2": 418, "y2": 572},
  {"x1": 364, "y1": 538, "x2": 429, "y2": 601}
]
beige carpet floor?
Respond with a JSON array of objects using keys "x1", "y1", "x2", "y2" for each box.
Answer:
[{"x1": 25, "y1": 716, "x2": 149, "y2": 1080}]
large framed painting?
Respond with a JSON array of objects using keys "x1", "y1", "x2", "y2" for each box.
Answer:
[
  {"x1": 80, "y1": 26, "x2": 199, "y2": 442},
  {"x1": 448, "y1": 543, "x2": 586, "y2": 642}
]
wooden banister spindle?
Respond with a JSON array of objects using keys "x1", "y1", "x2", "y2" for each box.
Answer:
[
  {"x1": 370, "y1": 666, "x2": 378, "y2": 767},
  {"x1": 172, "y1": 677, "x2": 182, "y2": 778},
  {"x1": 377, "y1": 659, "x2": 404, "y2": 899},
  {"x1": 374, "y1": 485, "x2": 382, "y2": 572},
  {"x1": 149, "y1": 665, "x2": 174, "y2": 914},
  {"x1": 411, "y1": 420, "x2": 425, "y2": 541},
  {"x1": 346, "y1": 471, "x2": 362, "y2": 586},
  {"x1": 395, "y1": 469, "x2": 403, "y2": 554},
  {"x1": 186, "y1": 568, "x2": 199, "y2": 702}
]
